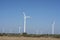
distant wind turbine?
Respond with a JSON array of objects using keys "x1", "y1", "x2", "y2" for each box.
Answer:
[
  {"x1": 19, "y1": 26, "x2": 21, "y2": 33},
  {"x1": 9, "y1": 29, "x2": 12, "y2": 33},
  {"x1": 52, "y1": 21, "x2": 55, "y2": 34},
  {"x1": 2, "y1": 27, "x2": 4, "y2": 33},
  {"x1": 36, "y1": 30, "x2": 39, "y2": 34},
  {"x1": 40, "y1": 31, "x2": 43, "y2": 34},
  {"x1": 23, "y1": 12, "x2": 30, "y2": 33}
]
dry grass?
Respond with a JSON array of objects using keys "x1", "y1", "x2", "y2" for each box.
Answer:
[{"x1": 0, "y1": 36, "x2": 60, "y2": 40}]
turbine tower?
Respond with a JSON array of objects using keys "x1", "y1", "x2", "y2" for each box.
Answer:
[
  {"x1": 23, "y1": 12, "x2": 30, "y2": 33},
  {"x1": 52, "y1": 21, "x2": 55, "y2": 34}
]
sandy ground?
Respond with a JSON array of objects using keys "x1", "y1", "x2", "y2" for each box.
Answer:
[{"x1": 0, "y1": 36, "x2": 60, "y2": 40}]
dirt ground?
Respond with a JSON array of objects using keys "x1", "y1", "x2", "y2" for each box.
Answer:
[{"x1": 0, "y1": 36, "x2": 60, "y2": 40}]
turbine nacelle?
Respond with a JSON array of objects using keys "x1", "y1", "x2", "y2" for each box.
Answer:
[
  {"x1": 23, "y1": 12, "x2": 31, "y2": 18},
  {"x1": 52, "y1": 21, "x2": 55, "y2": 27}
]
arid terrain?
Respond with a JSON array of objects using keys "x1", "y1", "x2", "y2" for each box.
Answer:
[{"x1": 0, "y1": 36, "x2": 60, "y2": 40}]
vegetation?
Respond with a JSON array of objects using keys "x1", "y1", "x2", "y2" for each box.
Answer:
[{"x1": 0, "y1": 33, "x2": 60, "y2": 38}]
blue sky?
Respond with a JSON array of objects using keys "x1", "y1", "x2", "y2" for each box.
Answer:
[{"x1": 0, "y1": 0, "x2": 60, "y2": 34}]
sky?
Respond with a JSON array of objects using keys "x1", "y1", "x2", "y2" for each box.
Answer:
[{"x1": 0, "y1": 0, "x2": 60, "y2": 34}]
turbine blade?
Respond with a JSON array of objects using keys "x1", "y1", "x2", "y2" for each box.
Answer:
[
  {"x1": 23, "y1": 12, "x2": 25, "y2": 16},
  {"x1": 26, "y1": 16, "x2": 31, "y2": 18}
]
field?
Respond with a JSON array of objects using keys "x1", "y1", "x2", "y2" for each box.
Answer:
[
  {"x1": 0, "y1": 36, "x2": 60, "y2": 40},
  {"x1": 0, "y1": 33, "x2": 60, "y2": 40}
]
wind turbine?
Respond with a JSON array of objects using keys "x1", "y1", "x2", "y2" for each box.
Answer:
[
  {"x1": 52, "y1": 21, "x2": 55, "y2": 34},
  {"x1": 2, "y1": 27, "x2": 4, "y2": 33},
  {"x1": 19, "y1": 26, "x2": 21, "y2": 33},
  {"x1": 23, "y1": 12, "x2": 30, "y2": 33},
  {"x1": 9, "y1": 29, "x2": 12, "y2": 33},
  {"x1": 36, "y1": 30, "x2": 38, "y2": 34},
  {"x1": 40, "y1": 31, "x2": 42, "y2": 34}
]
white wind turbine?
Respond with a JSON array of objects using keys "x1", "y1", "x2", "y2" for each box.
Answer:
[
  {"x1": 52, "y1": 21, "x2": 55, "y2": 34},
  {"x1": 19, "y1": 26, "x2": 21, "y2": 33},
  {"x1": 36, "y1": 30, "x2": 38, "y2": 34},
  {"x1": 23, "y1": 12, "x2": 30, "y2": 33},
  {"x1": 2, "y1": 27, "x2": 4, "y2": 33}
]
